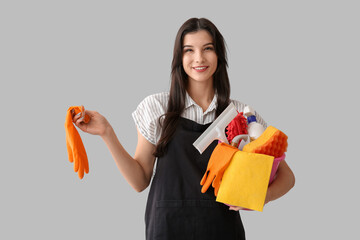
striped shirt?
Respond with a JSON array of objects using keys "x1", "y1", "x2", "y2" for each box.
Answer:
[{"x1": 132, "y1": 92, "x2": 267, "y2": 145}]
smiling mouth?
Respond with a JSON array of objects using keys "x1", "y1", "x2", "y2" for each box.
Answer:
[{"x1": 193, "y1": 66, "x2": 208, "y2": 72}]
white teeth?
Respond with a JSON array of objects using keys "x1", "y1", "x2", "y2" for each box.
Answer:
[{"x1": 194, "y1": 67, "x2": 207, "y2": 70}]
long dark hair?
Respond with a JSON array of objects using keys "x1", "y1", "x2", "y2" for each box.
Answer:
[{"x1": 153, "y1": 18, "x2": 231, "y2": 157}]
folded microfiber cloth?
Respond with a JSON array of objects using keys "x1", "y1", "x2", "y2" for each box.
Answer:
[
  {"x1": 65, "y1": 106, "x2": 90, "y2": 179},
  {"x1": 216, "y1": 151, "x2": 274, "y2": 212}
]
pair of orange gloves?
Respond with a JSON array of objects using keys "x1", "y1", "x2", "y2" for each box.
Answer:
[{"x1": 64, "y1": 106, "x2": 90, "y2": 179}]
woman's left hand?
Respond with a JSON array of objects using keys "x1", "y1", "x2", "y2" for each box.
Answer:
[{"x1": 228, "y1": 205, "x2": 245, "y2": 211}]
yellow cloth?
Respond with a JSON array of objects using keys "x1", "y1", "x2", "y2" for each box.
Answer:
[{"x1": 216, "y1": 151, "x2": 274, "y2": 212}]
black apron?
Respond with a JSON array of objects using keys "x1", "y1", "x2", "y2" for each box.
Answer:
[{"x1": 145, "y1": 117, "x2": 245, "y2": 240}]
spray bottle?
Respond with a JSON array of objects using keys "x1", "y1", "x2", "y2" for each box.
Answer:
[{"x1": 244, "y1": 106, "x2": 265, "y2": 141}]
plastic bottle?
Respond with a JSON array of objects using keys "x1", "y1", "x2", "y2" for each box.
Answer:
[{"x1": 244, "y1": 106, "x2": 265, "y2": 141}]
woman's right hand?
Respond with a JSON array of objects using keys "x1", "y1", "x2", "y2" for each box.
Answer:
[{"x1": 73, "y1": 110, "x2": 111, "y2": 137}]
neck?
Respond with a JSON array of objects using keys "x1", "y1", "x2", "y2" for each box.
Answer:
[{"x1": 186, "y1": 79, "x2": 215, "y2": 112}]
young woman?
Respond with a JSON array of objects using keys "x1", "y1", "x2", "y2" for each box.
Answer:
[{"x1": 73, "y1": 18, "x2": 295, "y2": 240}]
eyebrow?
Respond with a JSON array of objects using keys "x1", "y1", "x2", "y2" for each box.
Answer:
[{"x1": 183, "y1": 43, "x2": 214, "y2": 48}]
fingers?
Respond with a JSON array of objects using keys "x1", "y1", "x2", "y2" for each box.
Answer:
[
  {"x1": 81, "y1": 105, "x2": 85, "y2": 118},
  {"x1": 66, "y1": 138, "x2": 74, "y2": 163},
  {"x1": 78, "y1": 156, "x2": 84, "y2": 179},
  {"x1": 73, "y1": 112, "x2": 84, "y2": 122},
  {"x1": 73, "y1": 108, "x2": 89, "y2": 122},
  {"x1": 200, "y1": 170, "x2": 208, "y2": 186},
  {"x1": 212, "y1": 174, "x2": 224, "y2": 196},
  {"x1": 229, "y1": 205, "x2": 245, "y2": 211},
  {"x1": 73, "y1": 109, "x2": 94, "y2": 125},
  {"x1": 84, "y1": 155, "x2": 89, "y2": 174},
  {"x1": 200, "y1": 171, "x2": 213, "y2": 193},
  {"x1": 73, "y1": 114, "x2": 87, "y2": 129}
]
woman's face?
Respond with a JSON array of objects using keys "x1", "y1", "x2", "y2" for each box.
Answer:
[{"x1": 182, "y1": 30, "x2": 218, "y2": 85}]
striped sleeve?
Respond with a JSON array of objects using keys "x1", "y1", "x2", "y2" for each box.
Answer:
[
  {"x1": 231, "y1": 99, "x2": 267, "y2": 129},
  {"x1": 132, "y1": 93, "x2": 168, "y2": 145}
]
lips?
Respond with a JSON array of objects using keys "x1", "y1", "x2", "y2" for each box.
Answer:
[{"x1": 193, "y1": 66, "x2": 208, "y2": 72}]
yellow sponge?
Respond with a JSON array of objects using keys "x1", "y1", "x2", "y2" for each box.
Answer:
[{"x1": 242, "y1": 126, "x2": 287, "y2": 158}]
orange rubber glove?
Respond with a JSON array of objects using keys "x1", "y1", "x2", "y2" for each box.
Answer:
[
  {"x1": 65, "y1": 105, "x2": 91, "y2": 179},
  {"x1": 200, "y1": 143, "x2": 239, "y2": 196}
]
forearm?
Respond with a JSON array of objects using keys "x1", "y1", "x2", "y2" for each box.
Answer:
[
  {"x1": 266, "y1": 162, "x2": 295, "y2": 203},
  {"x1": 101, "y1": 126, "x2": 149, "y2": 192}
]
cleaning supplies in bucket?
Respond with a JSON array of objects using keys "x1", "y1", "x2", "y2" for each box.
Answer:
[
  {"x1": 194, "y1": 103, "x2": 289, "y2": 211},
  {"x1": 216, "y1": 126, "x2": 288, "y2": 211}
]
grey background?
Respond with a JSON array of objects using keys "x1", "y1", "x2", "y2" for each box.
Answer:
[{"x1": 1, "y1": 0, "x2": 359, "y2": 239}]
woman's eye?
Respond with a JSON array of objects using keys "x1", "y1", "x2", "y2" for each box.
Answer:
[
  {"x1": 184, "y1": 49, "x2": 193, "y2": 52},
  {"x1": 205, "y1": 47, "x2": 214, "y2": 51}
]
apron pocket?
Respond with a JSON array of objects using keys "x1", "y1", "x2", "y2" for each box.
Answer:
[{"x1": 154, "y1": 200, "x2": 244, "y2": 240}]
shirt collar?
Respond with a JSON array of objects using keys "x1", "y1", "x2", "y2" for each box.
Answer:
[
  {"x1": 185, "y1": 91, "x2": 218, "y2": 113},
  {"x1": 185, "y1": 91, "x2": 196, "y2": 109}
]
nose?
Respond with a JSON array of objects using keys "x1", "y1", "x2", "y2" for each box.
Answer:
[{"x1": 195, "y1": 50, "x2": 205, "y2": 63}]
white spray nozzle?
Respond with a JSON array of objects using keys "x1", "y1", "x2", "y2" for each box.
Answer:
[
  {"x1": 193, "y1": 102, "x2": 238, "y2": 154},
  {"x1": 244, "y1": 105, "x2": 255, "y2": 117}
]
